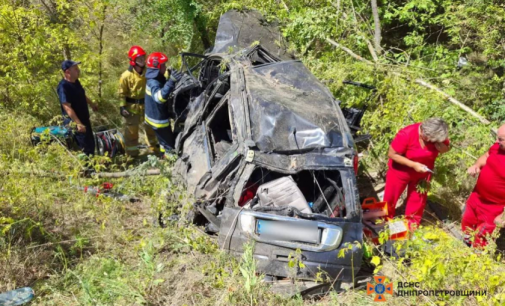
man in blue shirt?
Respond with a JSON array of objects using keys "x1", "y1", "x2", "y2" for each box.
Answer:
[{"x1": 57, "y1": 60, "x2": 98, "y2": 155}]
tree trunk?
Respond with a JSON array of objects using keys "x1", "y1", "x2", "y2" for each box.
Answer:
[
  {"x1": 40, "y1": 0, "x2": 72, "y2": 60},
  {"x1": 63, "y1": 44, "x2": 71, "y2": 60},
  {"x1": 98, "y1": 24, "x2": 104, "y2": 101},
  {"x1": 195, "y1": 14, "x2": 211, "y2": 50},
  {"x1": 98, "y1": 4, "x2": 107, "y2": 102},
  {"x1": 371, "y1": 0, "x2": 382, "y2": 55}
]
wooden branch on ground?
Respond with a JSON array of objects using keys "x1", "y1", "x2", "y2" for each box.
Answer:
[
  {"x1": 275, "y1": 0, "x2": 289, "y2": 12},
  {"x1": 365, "y1": 38, "x2": 379, "y2": 61},
  {"x1": 325, "y1": 37, "x2": 374, "y2": 65},
  {"x1": 303, "y1": 37, "x2": 316, "y2": 56},
  {"x1": 93, "y1": 169, "x2": 161, "y2": 178}
]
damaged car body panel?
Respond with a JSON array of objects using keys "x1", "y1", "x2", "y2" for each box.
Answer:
[
  {"x1": 219, "y1": 207, "x2": 363, "y2": 280},
  {"x1": 244, "y1": 61, "x2": 355, "y2": 153},
  {"x1": 172, "y1": 10, "x2": 363, "y2": 284},
  {"x1": 210, "y1": 10, "x2": 293, "y2": 60}
]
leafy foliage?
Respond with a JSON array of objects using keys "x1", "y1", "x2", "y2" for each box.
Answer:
[
  {"x1": 133, "y1": 0, "x2": 203, "y2": 51},
  {"x1": 390, "y1": 226, "x2": 505, "y2": 305}
]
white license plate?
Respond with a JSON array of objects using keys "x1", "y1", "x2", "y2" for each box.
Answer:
[{"x1": 256, "y1": 220, "x2": 320, "y2": 244}]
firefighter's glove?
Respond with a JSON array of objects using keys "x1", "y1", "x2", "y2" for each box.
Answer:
[
  {"x1": 120, "y1": 106, "x2": 130, "y2": 117},
  {"x1": 170, "y1": 69, "x2": 183, "y2": 83}
]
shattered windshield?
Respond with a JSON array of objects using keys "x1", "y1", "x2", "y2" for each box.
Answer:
[{"x1": 245, "y1": 61, "x2": 352, "y2": 153}]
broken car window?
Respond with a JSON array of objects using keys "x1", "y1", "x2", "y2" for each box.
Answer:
[
  {"x1": 206, "y1": 97, "x2": 234, "y2": 164},
  {"x1": 200, "y1": 59, "x2": 229, "y2": 89},
  {"x1": 201, "y1": 73, "x2": 231, "y2": 122},
  {"x1": 239, "y1": 167, "x2": 348, "y2": 218},
  {"x1": 247, "y1": 46, "x2": 281, "y2": 66}
]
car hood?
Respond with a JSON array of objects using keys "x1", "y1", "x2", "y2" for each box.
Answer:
[{"x1": 244, "y1": 61, "x2": 353, "y2": 153}]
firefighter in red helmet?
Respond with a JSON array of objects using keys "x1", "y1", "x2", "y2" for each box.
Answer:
[
  {"x1": 144, "y1": 52, "x2": 182, "y2": 157},
  {"x1": 118, "y1": 45, "x2": 158, "y2": 156}
]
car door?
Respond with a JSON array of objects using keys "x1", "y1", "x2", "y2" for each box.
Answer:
[
  {"x1": 174, "y1": 79, "x2": 234, "y2": 200},
  {"x1": 175, "y1": 71, "x2": 231, "y2": 153},
  {"x1": 196, "y1": 93, "x2": 242, "y2": 200},
  {"x1": 171, "y1": 53, "x2": 207, "y2": 130}
]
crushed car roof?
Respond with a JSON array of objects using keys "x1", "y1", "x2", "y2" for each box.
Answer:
[{"x1": 244, "y1": 61, "x2": 353, "y2": 153}]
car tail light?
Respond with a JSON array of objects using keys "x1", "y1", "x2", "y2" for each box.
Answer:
[{"x1": 353, "y1": 155, "x2": 359, "y2": 174}]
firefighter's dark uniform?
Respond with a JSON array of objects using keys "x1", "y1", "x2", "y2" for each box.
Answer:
[
  {"x1": 144, "y1": 70, "x2": 177, "y2": 154},
  {"x1": 118, "y1": 66, "x2": 158, "y2": 156}
]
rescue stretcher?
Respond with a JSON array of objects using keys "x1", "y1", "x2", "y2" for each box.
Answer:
[{"x1": 30, "y1": 126, "x2": 125, "y2": 158}]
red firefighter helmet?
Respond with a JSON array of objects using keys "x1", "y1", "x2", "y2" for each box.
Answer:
[
  {"x1": 128, "y1": 46, "x2": 146, "y2": 66},
  {"x1": 146, "y1": 52, "x2": 168, "y2": 69}
]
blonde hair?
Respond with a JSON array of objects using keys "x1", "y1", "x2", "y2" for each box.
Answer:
[{"x1": 420, "y1": 118, "x2": 448, "y2": 143}]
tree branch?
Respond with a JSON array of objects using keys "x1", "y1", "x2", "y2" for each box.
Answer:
[
  {"x1": 276, "y1": 0, "x2": 289, "y2": 12},
  {"x1": 325, "y1": 37, "x2": 374, "y2": 65},
  {"x1": 324, "y1": 38, "x2": 491, "y2": 125},
  {"x1": 338, "y1": 1, "x2": 378, "y2": 61},
  {"x1": 62, "y1": 44, "x2": 71, "y2": 60},
  {"x1": 410, "y1": 77, "x2": 491, "y2": 125},
  {"x1": 391, "y1": 70, "x2": 491, "y2": 125},
  {"x1": 365, "y1": 38, "x2": 379, "y2": 61}
]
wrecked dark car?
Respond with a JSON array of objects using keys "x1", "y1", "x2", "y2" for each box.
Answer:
[{"x1": 170, "y1": 10, "x2": 363, "y2": 292}]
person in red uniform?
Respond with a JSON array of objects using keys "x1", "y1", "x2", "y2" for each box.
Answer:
[
  {"x1": 384, "y1": 118, "x2": 450, "y2": 229},
  {"x1": 462, "y1": 124, "x2": 505, "y2": 248}
]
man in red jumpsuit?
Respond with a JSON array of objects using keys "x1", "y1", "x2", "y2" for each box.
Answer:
[
  {"x1": 462, "y1": 124, "x2": 505, "y2": 248},
  {"x1": 384, "y1": 118, "x2": 450, "y2": 229}
]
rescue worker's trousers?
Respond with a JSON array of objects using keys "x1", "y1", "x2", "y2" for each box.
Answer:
[
  {"x1": 461, "y1": 192, "x2": 505, "y2": 248},
  {"x1": 383, "y1": 169, "x2": 428, "y2": 229},
  {"x1": 151, "y1": 124, "x2": 175, "y2": 155},
  {"x1": 123, "y1": 113, "x2": 158, "y2": 156}
]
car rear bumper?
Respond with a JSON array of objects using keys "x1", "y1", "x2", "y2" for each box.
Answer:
[{"x1": 218, "y1": 207, "x2": 363, "y2": 281}]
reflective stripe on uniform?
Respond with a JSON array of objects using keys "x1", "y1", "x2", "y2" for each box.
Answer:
[
  {"x1": 146, "y1": 85, "x2": 166, "y2": 104},
  {"x1": 156, "y1": 91, "x2": 166, "y2": 102},
  {"x1": 145, "y1": 116, "x2": 170, "y2": 128},
  {"x1": 160, "y1": 146, "x2": 166, "y2": 153},
  {"x1": 125, "y1": 146, "x2": 138, "y2": 151}
]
